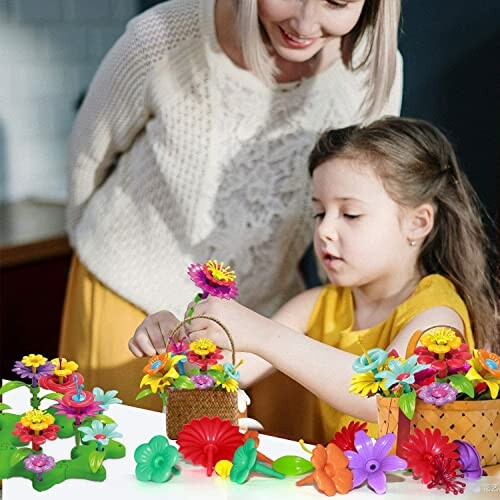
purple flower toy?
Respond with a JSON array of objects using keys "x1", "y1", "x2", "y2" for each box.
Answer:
[
  {"x1": 190, "y1": 374, "x2": 215, "y2": 389},
  {"x1": 23, "y1": 453, "x2": 56, "y2": 481},
  {"x1": 418, "y1": 382, "x2": 458, "y2": 406},
  {"x1": 187, "y1": 259, "x2": 238, "y2": 301},
  {"x1": 344, "y1": 431, "x2": 407, "y2": 494},
  {"x1": 453, "y1": 440, "x2": 485, "y2": 479},
  {"x1": 12, "y1": 356, "x2": 54, "y2": 388}
]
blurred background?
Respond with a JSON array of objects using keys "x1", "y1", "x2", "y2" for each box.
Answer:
[{"x1": 1, "y1": 0, "x2": 498, "y2": 376}]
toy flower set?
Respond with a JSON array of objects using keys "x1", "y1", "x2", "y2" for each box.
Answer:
[
  {"x1": 136, "y1": 260, "x2": 245, "y2": 439},
  {"x1": 349, "y1": 326, "x2": 500, "y2": 494},
  {"x1": 0, "y1": 355, "x2": 124, "y2": 491}
]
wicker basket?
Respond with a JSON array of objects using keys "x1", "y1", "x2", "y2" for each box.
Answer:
[
  {"x1": 165, "y1": 315, "x2": 240, "y2": 439},
  {"x1": 377, "y1": 327, "x2": 500, "y2": 466}
]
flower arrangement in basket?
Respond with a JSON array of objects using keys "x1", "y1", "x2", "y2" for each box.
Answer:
[
  {"x1": 349, "y1": 326, "x2": 500, "y2": 467},
  {"x1": 136, "y1": 260, "x2": 246, "y2": 439},
  {"x1": 0, "y1": 355, "x2": 124, "y2": 491}
]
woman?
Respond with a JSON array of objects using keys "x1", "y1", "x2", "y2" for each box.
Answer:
[{"x1": 61, "y1": 0, "x2": 402, "y2": 409}]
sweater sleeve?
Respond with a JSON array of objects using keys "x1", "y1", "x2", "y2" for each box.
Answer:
[
  {"x1": 66, "y1": 18, "x2": 152, "y2": 242},
  {"x1": 380, "y1": 50, "x2": 403, "y2": 117}
]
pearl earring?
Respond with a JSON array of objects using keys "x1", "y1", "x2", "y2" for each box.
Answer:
[{"x1": 408, "y1": 238, "x2": 417, "y2": 247}]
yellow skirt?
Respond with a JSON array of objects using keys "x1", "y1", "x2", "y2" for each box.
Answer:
[{"x1": 59, "y1": 254, "x2": 162, "y2": 411}]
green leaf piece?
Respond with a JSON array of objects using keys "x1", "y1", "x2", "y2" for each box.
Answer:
[
  {"x1": 272, "y1": 455, "x2": 314, "y2": 476},
  {"x1": 448, "y1": 374, "x2": 475, "y2": 398},
  {"x1": 0, "y1": 380, "x2": 30, "y2": 395},
  {"x1": 89, "y1": 451, "x2": 105, "y2": 473},
  {"x1": 40, "y1": 392, "x2": 64, "y2": 401},
  {"x1": 173, "y1": 376, "x2": 195, "y2": 389},
  {"x1": 135, "y1": 388, "x2": 153, "y2": 400},
  {"x1": 10, "y1": 447, "x2": 32, "y2": 466},
  {"x1": 399, "y1": 390, "x2": 416, "y2": 420},
  {"x1": 0, "y1": 403, "x2": 12, "y2": 411},
  {"x1": 94, "y1": 414, "x2": 116, "y2": 424},
  {"x1": 207, "y1": 370, "x2": 225, "y2": 384}
]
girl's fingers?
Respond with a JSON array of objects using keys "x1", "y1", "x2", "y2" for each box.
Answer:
[
  {"x1": 128, "y1": 338, "x2": 144, "y2": 357},
  {"x1": 133, "y1": 327, "x2": 157, "y2": 357}
]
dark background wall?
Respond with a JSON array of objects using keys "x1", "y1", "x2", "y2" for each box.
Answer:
[{"x1": 140, "y1": 0, "x2": 499, "y2": 234}]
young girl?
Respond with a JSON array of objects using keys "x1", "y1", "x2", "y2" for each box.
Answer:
[
  {"x1": 62, "y1": 0, "x2": 402, "y2": 410},
  {"x1": 129, "y1": 117, "x2": 498, "y2": 442}
]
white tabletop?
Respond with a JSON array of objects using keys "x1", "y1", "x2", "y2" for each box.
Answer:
[{"x1": 1, "y1": 382, "x2": 496, "y2": 499}]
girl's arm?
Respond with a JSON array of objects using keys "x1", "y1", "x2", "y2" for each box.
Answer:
[
  {"x1": 66, "y1": 18, "x2": 152, "y2": 240},
  {"x1": 188, "y1": 302, "x2": 466, "y2": 423}
]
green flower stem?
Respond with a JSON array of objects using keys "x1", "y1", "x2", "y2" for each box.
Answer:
[
  {"x1": 186, "y1": 293, "x2": 202, "y2": 320},
  {"x1": 159, "y1": 392, "x2": 167, "y2": 413},
  {"x1": 30, "y1": 386, "x2": 41, "y2": 409},
  {"x1": 252, "y1": 462, "x2": 285, "y2": 479},
  {"x1": 73, "y1": 422, "x2": 81, "y2": 447}
]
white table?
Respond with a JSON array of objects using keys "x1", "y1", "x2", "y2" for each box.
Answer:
[{"x1": 2, "y1": 382, "x2": 497, "y2": 499}]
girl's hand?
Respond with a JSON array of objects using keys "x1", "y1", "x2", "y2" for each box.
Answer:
[
  {"x1": 185, "y1": 296, "x2": 265, "y2": 353},
  {"x1": 128, "y1": 310, "x2": 180, "y2": 357}
]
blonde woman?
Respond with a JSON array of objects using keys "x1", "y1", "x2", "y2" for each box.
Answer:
[{"x1": 63, "y1": 0, "x2": 403, "y2": 409}]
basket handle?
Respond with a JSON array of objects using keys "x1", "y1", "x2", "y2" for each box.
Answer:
[
  {"x1": 169, "y1": 315, "x2": 236, "y2": 365},
  {"x1": 405, "y1": 325, "x2": 466, "y2": 358}
]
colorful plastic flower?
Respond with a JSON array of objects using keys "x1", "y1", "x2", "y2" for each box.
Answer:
[
  {"x1": 189, "y1": 338, "x2": 217, "y2": 356},
  {"x1": 477, "y1": 349, "x2": 500, "y2": 378},
  {"x1": 187, "y1": 349, "x2": 223, "y2": 371},
  {"x1": 12, "y1": 421, "x2": 59, "y2": 450},
  {"x1": 50, "y1": 357, "x2": 79, "y2": 380},
  {"x1": 454, "y1": 440, "x2": 485, "y2": 479},
  {"x1": 143, "y1": 353, "x2": 170, "y2": 375},
  {"x1": 24, "y1": 453, "x2": 55, "y2": 481},
  {"x1": 329, "y1": 421, "x2": 368, "y2": 452},
  {"x1": 219, "y1": 377, "x2": 239, "y2": 393},
  {"x1": 188, "y1": 260, "x2": 239, "y2": 299},
  {"x1": 418, "y1": 382, "x2": 458, "y2": 406},
  {"x1": 400, "y1": 428, "x2": 460, "y2": 484},
  {"x1": 134, "y1": 435, "x2": 180, "y2": 482},
  {"x1": 420, "y1": 327, "x2": 461, "y2": 355},
  {"x1": 375, "y1": 355, "x2": 429, "y2": 392},
  {"x1": 168, "y1": 338, "x2": 190, "y2": 355},
  {"x1": 190, "y1": 374, "x2": 215, "y2": 389},
  {"x1": 426, "y1": 453, "x2": 466, "y2": 494},
  {"x1": 78, "y1": 420, "x2": 123, "y2": 451},
  {"x1": 296, "y1": 442, "x2": 353, "y2": 495},
  {"x1": 140, "y1": 353, "x2": 185, "y2": 393},
  {"x1": 92, "y1": 387, "x2": 122, "y2": 410},
  {"x1": 54, "y1": 386, "x2": 103, "y2": 425},
  {"x1": 223, "y1": 361, "x2": 243, "y2": 381},
  {"x1": 39, "y1": 370, "x2": 84, "y2": 394},
  {"x1": 352, "y1": 348, "x2": 388, "y2": 374},
  {"x1": 215, "y1": 460, "x2": 233, "y2": 479},
  {"x1": 344, "y1": 431, "x2": 407, "y2": 494},
  {"x1": 20, "y1": 409, "x2": 55, "y2": 431},
  {"x1": 466, "y1": 349, "x2": 500, "y2": 399},
  {"x1": 349, "y1": 371, "x2": 387, "y2": 397},
  {"x1": 229, "y1": 438, "x2": 284, "y2": 484},
  {"x1": 12, "y1": 357, "x2": 54, "y2": 388},
  {"x1": 415, "y1": 343, "x2": 471, "y2": 377}
]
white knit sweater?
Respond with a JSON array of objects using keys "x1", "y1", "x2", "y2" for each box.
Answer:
[{"x1": 67, "y1": 0, "x2": 403, "y2": 318}]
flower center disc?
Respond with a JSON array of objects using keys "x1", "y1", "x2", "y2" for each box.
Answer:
[
  {"x1": 365, "y1": 459, "x2": 379, "y2": 472},
  {"x1": 485, "y1": 359, "x2": 498, "y2": 370}
]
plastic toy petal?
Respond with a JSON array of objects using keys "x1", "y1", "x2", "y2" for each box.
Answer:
[
  {"x1": 272, "y1": 456, "x2": 314, "y2": 476},
  {"x1": 367, "y1": 469, "x2": 387, "y2": 494}
]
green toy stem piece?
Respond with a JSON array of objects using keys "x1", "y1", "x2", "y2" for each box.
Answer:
[
  {"x1": 186, "y1": 293, "x2": 203, "y2": 320},
  {"x1": 252, "y1": 461, "x2": 285, "y2": 479}
]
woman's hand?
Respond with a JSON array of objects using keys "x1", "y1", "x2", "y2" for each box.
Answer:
[
  {"x1": 128, "y1": 310, "x2": 180, "y2": 357},
  {"x1": 185, "y1": 296, "x2": 266, "y2": 353}
]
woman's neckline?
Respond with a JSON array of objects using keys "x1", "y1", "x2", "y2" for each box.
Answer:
[{"x1": 201, "y1": 0, "x2": 346, "y2": 94}]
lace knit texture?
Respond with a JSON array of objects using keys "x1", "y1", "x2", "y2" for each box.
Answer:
[{"x1": 67, "y1": 0, "x2": 403, "y2": 318}]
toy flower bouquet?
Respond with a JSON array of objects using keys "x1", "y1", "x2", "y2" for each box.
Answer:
[
  {"x1": 349, "y1": 327, "x2": 499, "y2": 419},
  {"x1": 136, "y1": 259, "x2": 244, "y2": 438},
  {"x1": 349, "y1": 326, "x2": 500, "y2": 466}
]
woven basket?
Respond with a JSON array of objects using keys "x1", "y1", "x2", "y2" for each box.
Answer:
[
  {"x1": 165, "y1": 315, "x2": 239, "y2": 439},
  {"x1": 377, "y1": 327, "x2": 500, "y2": 466}
]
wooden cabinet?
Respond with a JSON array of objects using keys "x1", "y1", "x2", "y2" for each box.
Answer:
[{"x1": 0, "y1": 201, "x2": 71, "y2": 377}]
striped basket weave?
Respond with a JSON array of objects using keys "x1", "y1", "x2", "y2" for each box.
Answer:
[
  {"x1": 377, "y1": 327, "x2": 500, "y2": 466},
  {"x1": 165, "y1": 315, "x2": 239, "y2": 439}
]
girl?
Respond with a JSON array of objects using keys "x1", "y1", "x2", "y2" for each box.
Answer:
[
  {"x1": 130, "y1": 117, "x2": 498, "y2": 443},
  {"x1": 62, "y1": 0, "x2": 402, "y2": 410}
]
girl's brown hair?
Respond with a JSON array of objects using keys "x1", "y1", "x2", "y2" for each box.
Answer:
[{"x1": 309, "y1": 117, "x2": 499, "y2": 351}]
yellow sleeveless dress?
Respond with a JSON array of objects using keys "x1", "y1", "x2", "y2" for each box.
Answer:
[{"x1": 248, "y1": 274, "x2": 473, "y2": 444}]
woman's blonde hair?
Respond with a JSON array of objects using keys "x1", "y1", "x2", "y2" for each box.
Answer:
[
  {"x1": 234, "y1": 0, "x2": 401, "y2": 122},
  {"x1": 308, "y1": 117, "x2": 499, "y2": 351}
]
